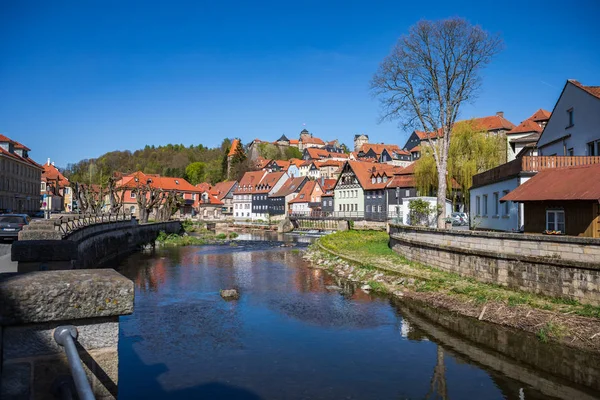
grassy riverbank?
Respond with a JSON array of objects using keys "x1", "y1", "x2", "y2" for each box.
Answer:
[{"x1": 312, "y1": 230, "x2": 600, "y2": 351}]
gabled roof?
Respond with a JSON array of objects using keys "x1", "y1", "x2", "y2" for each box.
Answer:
[
  {"x1": 233, "y1": 170, "x2": 267, "y2": 194},
  {"x1": 255, "y1": 157, "x2": 271, "y2": 169},
  {"x1": 196, "y1": 182, "x2": 212, "y2": 192},
  {"x1": 228, "y1": 139, "x2": 241, "y2": 157},
  {"x1": 570, "y1": 80, "x2": 600, "y2": 100},
  {"x1": 199, "y1": 192, "x2": 224, "y2": 205},
  {"x1": 529, "y1": 109, "x2": 551, "y2": 122},
  {"x1": 42, "y1": 163, "x2": 70, "y2": 187},
  {"x1": 270, "y1": 177, "x2": 307, "y2": 197},
  {"x1": 410, "y1": 145, "x2": 421, "y2": 153},
  {"x1": 507, "y1": 119, "x2": 543, "y2": 135},
  {"x1": 414, "y1": 114, "x2": 516, "y2": 141},
  {"x1": 288, "y1": 158, "x2": 304, "y2": 168},
  {"x1": 255, "y1": 171, "x2": 286, "y2": 193},
  {"x1": 358, "y1": 143, "x2": 403, "y2": 156},
  {"x1": 501, "y1": 164, "x2": 600, "y2": 202},
  {"x1": 342, "y1": 161, "x2": 397, "y2": 190},
  {"x1": 212, "y1": 181, "x2": 238, "y2": 200},
  {"x1": 289, "y1": 180, "x2": 320, "y2": 204},
  {"x1": 314, "y1": 159, "x2": 344, "y2": 169}
]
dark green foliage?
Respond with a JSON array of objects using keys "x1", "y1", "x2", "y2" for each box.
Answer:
[{"x1": 64, "y1": 139, "x2": 237, "y2": 185}]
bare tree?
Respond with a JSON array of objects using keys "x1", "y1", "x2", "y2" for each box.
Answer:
[
  {"x1": 132, "y1": 181, "x2": 165, "y2": 224},
  {"x1": 371, "y1": 18, "x2": 502, "y2": 227},
  {"x1": 107, "y1": 176, "x2": 126, "y2": 214},
  {"x1": 426, "y1": 346, "x2": 447, "y2": 400},
  {"x1": 73, "y1": 182, "x2": 105, "y2": 214},
  {"x1": 155, "y1": 191, "x2": 184, "y2": 222}
]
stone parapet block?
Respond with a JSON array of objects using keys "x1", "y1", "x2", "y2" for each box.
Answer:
[
  {"x1": 11, "y1": 240, "x2": 76, "y2": 262},
  {"x1": 0, "y1": 269, "x2": 134, "y2": 326}
]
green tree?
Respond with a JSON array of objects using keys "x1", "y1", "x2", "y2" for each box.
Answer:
[
  {"x1": 284, "y1": 146, "x2": 302, "y2": 160},
  {"x1": 257, "y1": 143, "x2": 282, "y2": 160},
  {"x1": 185, "y1": 162, "x2": 207, "y2": 185},
  {"x1": 415, "y1": 120, "x2": 505, "y2": 208}
]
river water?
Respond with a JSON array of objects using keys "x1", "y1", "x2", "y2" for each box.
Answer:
[{"x1": 116, "y1": 233, "x2": 600, "y2": 400}]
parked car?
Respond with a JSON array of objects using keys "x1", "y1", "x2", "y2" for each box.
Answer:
[
  {"x1": 0, "y1": 214, "x2": 31, "y2": 241},
  {"x1": 33, "y1": 210, "x2": 45, "y2": 218},
  {"x1": 451, "y1": 212, "x2": 468, "y2": 226}
]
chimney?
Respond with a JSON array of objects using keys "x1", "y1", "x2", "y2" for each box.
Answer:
[
  {"x1": 47, "y1": 158, "x2": 51, "y2": 166},
  {"x1": 496, "y1": 111, "x2": 504, "y2": 118}
]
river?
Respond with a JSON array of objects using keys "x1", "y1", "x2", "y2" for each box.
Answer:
[{"x1": 116, "y1": 233, "x2": 600, "y2": 400}]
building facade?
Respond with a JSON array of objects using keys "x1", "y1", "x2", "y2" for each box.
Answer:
[{"x1": 0, "y1": 135, "x2": 42, "y2": 214}]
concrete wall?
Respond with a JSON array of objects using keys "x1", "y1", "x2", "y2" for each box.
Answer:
[
  {"x1": 389, "y1": 224, "x2": 600, "y2": 304},
  {"x1": 0, "y1": 269, "x2": 134, "y2": 399},
  {"x1": 12, "y1": 220, "x2": 182, "y2": 272}
]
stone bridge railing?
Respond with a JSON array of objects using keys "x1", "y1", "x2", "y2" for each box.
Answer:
[
  {"x1": 12, "y1": 219, "x2": 182, "y2": 273},
  {"x1": 19, "y1": 213, "x2": 134, "y2": 241}
]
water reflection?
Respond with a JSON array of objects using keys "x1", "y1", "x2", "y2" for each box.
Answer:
[{"x1": 117, "y1": 244, "x2": 600, "y2": 400}]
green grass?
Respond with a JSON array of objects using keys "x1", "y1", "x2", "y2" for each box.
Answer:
[
  {"x1": 537, "y1": 321, "x2": 566, "y2": 343},
  {"x1": 368, "y1": 280, "x2": 386, "y2": 292},
  {"x1": 318, "y1": 230, "x2": 600, "y2": 319},
  {"x1": 156, "y1": 230, "x2": 230, "y2": 246}
]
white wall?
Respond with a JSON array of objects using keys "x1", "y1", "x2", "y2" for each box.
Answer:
[
  {"x1": 470, "y1": 178, "x2": 521, "y2": 231},
  {"x1": 537, "y1": 82, "x2": 600, "y2": 156},
  {"x1": 401, "y1": 197, "x2": 452, "y2": 227}
]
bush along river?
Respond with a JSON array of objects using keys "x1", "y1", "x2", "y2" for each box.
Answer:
[{"x1": 116, "y1": 233, "x2": 600, "y2": 400}]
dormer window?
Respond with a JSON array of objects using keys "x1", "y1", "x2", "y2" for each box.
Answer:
[
  {"x1": 383, "y1": 176, "x2": 388, "y2": 183},
  {"x1": 377, "y1": 176, "x2": 382, "y2": 183},
  {"x1": 175, "y1": 180, "x2": 179, "y2": 185},
  {"x1": 371, "y1": 177, "x2": 376, "y2": 184}
]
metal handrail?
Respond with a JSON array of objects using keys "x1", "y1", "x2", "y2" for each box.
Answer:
[
  {"x1": 54, "y1": 326, "x2": 96, "y2": 400},
  {"x1": 54, "y1": 213, "x2": 134, "y2": 238}
]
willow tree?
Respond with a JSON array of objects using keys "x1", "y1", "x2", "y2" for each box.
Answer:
[
  {"x1": 415, "y1": 120, "x2": 505, "y2": 208},
  {"x1": 371, "y1": 18, "x2": 502, "y2": 228}
]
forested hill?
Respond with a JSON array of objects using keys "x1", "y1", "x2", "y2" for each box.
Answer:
[{"x1": 64, "y1": 139, "x2": 235, "y2": 185}]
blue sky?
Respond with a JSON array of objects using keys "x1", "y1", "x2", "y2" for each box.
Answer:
[{"x1": 1, "y1": 0, "x2": 599, "y2": 167}]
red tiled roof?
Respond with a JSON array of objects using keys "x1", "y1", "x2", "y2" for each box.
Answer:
[
  {"x1": 528, "y1": 109, "x2": 551, "y2": 122},
  {"x1": 270, "y1": 177, "x2": 307, "y2": 197},
  {"x1": 289, "y1": 139, "x2": 299, "y2": 145},
  {"x1": 345, "y1": 161, "x2": 397, "y2": 190},
  {"x1": 120, "y1": 171, "x2": 201, "y2": 192},
  {"x1": 508, "y1": 119, "x2": 543, "y2": 135},
  {"x1": 195, "y1": 182, "x2": 212, "y2": 192},
  {"x1": 358, "y1": 143, "x2": 403, "y2": 156},
  {"x1": 304, "y1": 147, "x2": 348, "y2": 160},
  {"x1": 42, "y1": 163, "x2": 70, "y2": 187},
  {"x1": 288, "y1": 158, "x2": 304, "y2": 167},
  {"x1": 255, "y1": 156, "x2": 271, "y2": 169},
  {"x1": 301, "y1": 136, "x2": 325, "y2": 145},
  {"x1": 315, "y1": 159, "x2": 344, "y2": 169},
  {"x1": 501, "y1": 164, "x2": 600, "y2": 202},
  {"x1": 228, "y1": 139, "x2": 241, "y2": 157},
  {"x1": 234, "y1": 170, "x2": 267, "y2": 194},
  {"x1": 570, "y1": 80, "x2": 600, "y2": 100},
  {"x1": 289, "y1": 180, "x2": 320, "y2": 204},
  {"x1": 320, "y1": 178, "x2": 337, "y2": 192},
  {"x1": 410, "y1": 145, "x2": 421, "y2": 153},
  {"x1": 415, "y1": 114, "x2": 516, "y2": 140},
  {"x1": 386, "y1": 175, "x2": 416, "y2": 189},
  {"x1": 212, "y1": 181, "x2": 238, "y2": 200},
  {"x1": 255, "y1": 171, "x2": 286, "y2": 193}
]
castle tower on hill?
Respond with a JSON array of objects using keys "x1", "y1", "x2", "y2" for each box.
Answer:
[{"x1": 354, "y1": 134, "x2": 369, "y2": 152}]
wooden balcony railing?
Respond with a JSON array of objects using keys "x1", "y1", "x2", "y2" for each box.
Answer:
[{"x1": 472, "y1": 156, "x2": 600, "y2": 188}]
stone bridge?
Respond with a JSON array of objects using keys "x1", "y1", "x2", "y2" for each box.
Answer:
[
  {"x1": 279, "y1": 212, "x2": 389, "y2": 233},
  {"x1": 12, "y1": 216, "x2": 182, "y2": 273}
]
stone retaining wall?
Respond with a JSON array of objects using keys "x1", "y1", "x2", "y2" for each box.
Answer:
[
  {"x1": 0, "y1": 269, "x2": 134, "y2": 399},
  {"x1": 12, "y1": 220, "x2": 182, "y2": 273},
  {"x1": 389, "y1": 225, "x2": 600, "y2": 304}
]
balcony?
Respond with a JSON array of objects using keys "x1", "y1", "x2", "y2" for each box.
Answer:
[{"x1": 472, "y1": 156, "x2": 600, "y2": 188}]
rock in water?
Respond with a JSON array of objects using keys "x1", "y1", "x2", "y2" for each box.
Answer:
[
  {"x1": 361, "y1": 284, "x2": 371, "y2": 291},
  {"x1": 220, "y1": 289, "x2": 239, "y2": 300},
  {"x1": 325, "y1": 285, "x2": 342, "y2": 291}
]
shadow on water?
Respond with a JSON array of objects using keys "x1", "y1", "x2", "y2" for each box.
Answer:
[{"x1": 117, "y1": 238, "x2": 600, "y2": 400}]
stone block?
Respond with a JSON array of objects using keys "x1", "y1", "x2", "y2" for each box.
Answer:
[
  {"x1": 0, "y1": 362, "x2": 31, "y2": 399},
  {"x1": 11, "y1": 240, "x2": 75, "y2": 262},
  {"x1": 90, "y1": 349, "x2": 119, "y2": 399},
  {"x1": 0, "y1": 269, "x2": 134, "y2": 326},
  {"x1": 33, "y1": 354, "x2": 94, "y2": 400},
  {"x1": 3, "y1": 318, "x2": 118, "y2": 360}
]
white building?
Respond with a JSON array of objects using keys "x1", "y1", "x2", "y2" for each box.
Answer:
[
  {"x1": 233, "y1": 170, "x2": 267, "y2": 221},
  {"x1": 537, "y1": 80, "x2": 600, "y2": 156}
]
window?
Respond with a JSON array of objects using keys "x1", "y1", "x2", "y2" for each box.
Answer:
[
  {"x1": 329, "y1": 200, "x2": 332, "y2": 207},
  {"x1": 383, "y1": 176, "x2": 388, "y2": 183},
  {"x1": 502, "y1": 190, "x2": 510, "y2": 216},
  {"x1": 546, "y1": 209, "x2": 565, "y2": 232},
  {"x1": 482, "y1": 195, "x2": 488, "y2": 216},
  {"x1": 366, "y1": 205, "x2": 371, "y2": 212},
  {"x1": 371, "y1": 177, "x2": 376, "y2": 184},
  {"x1": 130, "y1": 192, "x2": 136, "y2": 199},
  {"x1": 377, "y1": 176, "x2": 382, "y2": 183},
  {"x1": 588, "y1": 141, "x2": 599, "y2": 156},
  {"x1": 567, "y1": 108, "x2": 574, "y2": 127},
  {"x1": 493, "y1": 192, "x2": 499, "y2": 216},
  {"x1": 378, "y1": 205, "x2": 382, "y2": 213},
  {"x1": 568, "y1": 148, "x2": 574, "y2": 156}
]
